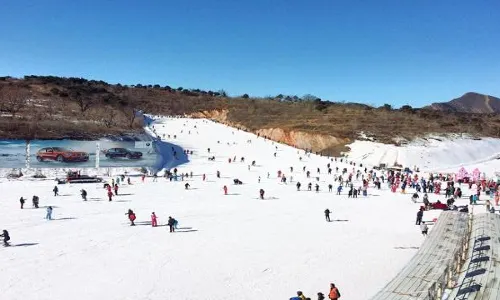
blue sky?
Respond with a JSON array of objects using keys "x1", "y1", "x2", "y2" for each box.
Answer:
[{"x1": 0, "y1": 0, "x2": 499, "y2": 107}]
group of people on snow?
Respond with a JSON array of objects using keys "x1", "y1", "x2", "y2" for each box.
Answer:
[{"x1": 290, "y1": 283, "x2": 341, "y2": 300}]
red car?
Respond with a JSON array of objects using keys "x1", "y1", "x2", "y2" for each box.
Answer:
[{"x1": 36, "y1": 147, "x2": 89, "y2": 162}]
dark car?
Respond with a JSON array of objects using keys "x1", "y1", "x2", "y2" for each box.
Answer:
[
  {"x1": 36, "y1": 147, "x2": 89, "y2": 162},
  {"x1": 104, "y1": 148, "x2": 142, "y2": 159}
]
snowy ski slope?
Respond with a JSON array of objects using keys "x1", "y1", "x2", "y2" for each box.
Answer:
[{"x1": 0, "y1": 117, "x2": 477, "y2": 300}]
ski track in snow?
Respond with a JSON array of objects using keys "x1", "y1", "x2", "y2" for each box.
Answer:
[{"x1": 0, "y1": 117, "x2": 490, "y2": 300}]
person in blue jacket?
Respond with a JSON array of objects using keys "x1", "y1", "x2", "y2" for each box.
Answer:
[{"x1": 46, "y1": 206, "x2": 53, "y2": 220}]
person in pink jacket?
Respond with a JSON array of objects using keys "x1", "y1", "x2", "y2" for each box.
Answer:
[{"x1": 151, "y1": 212, "x2": 158, "y2": 227}]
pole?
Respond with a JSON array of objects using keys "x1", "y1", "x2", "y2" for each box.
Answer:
[
  {"x1": 96, "y1": 142, "x2": 100, "y2": 169},
  {"x1": 26, "y1": 140, "x2": 30, "y2": 169}
]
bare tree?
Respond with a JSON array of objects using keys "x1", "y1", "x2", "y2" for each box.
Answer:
[
  {"x1": 45, "y1": 99, "x2": 56, "y2": 117},
  {"x1": 76, "y1": 96, "x2": 94, "y2": 113},
  {"x1": 120, "y1": 90, "x2": 143, "y2": 128},
  {"x1": 102, "y1": 106, "x2": 118, "y2": 128},
  {"x1": 70, "y1": 91, "x2": 94, "y2": 113},
  {"x1": 0, "y1": 87, "x2": 30, "y2": 117}
]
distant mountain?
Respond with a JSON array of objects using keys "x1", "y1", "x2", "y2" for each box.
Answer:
[{"x1": 427, "y1": 92, "x2": 500, "y2": 114}]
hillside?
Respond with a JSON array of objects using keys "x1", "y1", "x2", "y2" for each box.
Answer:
[
  {"x1": 427, "y1": 92, "x2": 500, "y2": 114},
  {"x1": 2, "y1": 76, "x2": 500, "y2": 155}
]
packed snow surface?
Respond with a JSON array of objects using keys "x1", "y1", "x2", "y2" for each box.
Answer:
[
  {"x1": 0, "y1": 118, "x2": 480, "y2": 300},
  {"x1": 346, "y1": 137, "x2": 500, "y2": 176}
]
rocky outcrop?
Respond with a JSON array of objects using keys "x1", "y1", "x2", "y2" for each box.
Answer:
[
  {"x1": 188, "y1": 109, "x2": 349, "y2": 154},
  {"x1": 255, "y1": 128, "x2": 349, "y2": 153}
]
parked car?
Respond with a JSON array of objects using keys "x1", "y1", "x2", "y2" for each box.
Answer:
[
  {"x1": 104, "y1": 148, "x2": 143, "y2": 159},
  {"x1": 36, "y1": 147, "x2": 89, "y2": 162}
]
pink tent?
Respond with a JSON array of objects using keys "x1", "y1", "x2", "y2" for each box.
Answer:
[
  {"x1": 456, "y1": 167, "x2": 469, "y2": 180},
  {"x1": 472, "y1": 168, "x2": 481, "y2": 181}
]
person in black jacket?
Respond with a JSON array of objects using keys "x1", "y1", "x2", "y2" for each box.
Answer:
[
  {"x1": 32, "y1": 195, "x2": 39, "y2": 208},
  {"x1": 53, "y1": 186, "x2": 59, "y2": 196},
  {"x1": 20, "y1": 197, "x2": 25, "y2": 209},
  {"x1": 0, "y1": 230, "x2": 10, "y2": 246},
  {"x1": 416, "y1": 209, "x2": 423, "y2": 225},
  {"x1": 324, "y1": 209, "x2": 331, "y2": 222},
  {"x1": 168, "y1": 216, "x2": 175, "y2": 233},
  {"x1": 81, "y1": 189, "x2": 87, "y2": 201}
]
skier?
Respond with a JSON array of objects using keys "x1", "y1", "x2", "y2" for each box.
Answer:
[
  {"x1": 223, "y1": 185, "x2": 228, "y2": 195},
  {"x1": 416, "y1": 209, "x2": 423, "y2": 225},
  {"x1": 0, "y1": 230, "x2": 10, "y2": 247},
  {"x1": 259, "y1": 189, "x2": 265, "y2": 200},
  {"x1": 328, "y1": 184, "x2": 333, "y2": 192},
  {"x1": 258, "y1": 176, "x2": 261, "y2": 183},
  {"x1": 127, "y1": 177, "x2": 131, "y2": 185},
  {"x1": 308, "y1": 182, "x2": 312, "y2": 191},
  {"x1": 217, "y1": 170, "x2": 221, "y2": 178},
  {"x1": 317, "y1": 292, "x2": 326, "y2": 300},
  {"x1": 168, "y1": 216, "x2": 175, "y2": 233},
  {"x1": 185, "y1": 183, "x2": 190, "y2": 190},
  {"x1": 353, "y1": 188, "x2": 358, "y2": 198},
  {"x1": 32, "y1": 195, "x2": 39, "y2": 208},
  {"x1": 126, "y1": 209, "x2": 136, "y2": 226},
  {"x1": 423, "y1": 193, "x2": 430, "y2": 208},
  {"x1": 315, "y1": 184, "x2": 320, "y2": 193},
  {"x1": 420, "y1": 222, "x2": 428, "y2": 236},
  {"x1": 296, "y1": 182, "x2": 301, "y2": 191},
  {"x1": 202, "y1": 174, "x2": 206, "y2": 181},
  {"x1": 329, "y1": 283, "x2": 341, "y2": 300},
  {"x1": 337, "y1": 185, "x2": 342, "y2": 195},
  {"x1": 412, "y1": 192, "x2": 419, "y2": 203},
  {"x1": 81, "y1": 189, "x2": 87, "y2": 201},
  {"x1": 46, "y1": 206, "x2": 53, "y2": 220},
  {"x1": 151, "y1": 212, "x2": 158, "y2": 227},
  {"x1": 107, "y1": 189, "x2": 113, "y2": 202},
  {"x1": 19, "y1": 197, "x2": 25, "y2": 209},
  {"x1": 53, "y1": 186, "x2": 59, "y2": 196},
  {"x1": 114, "y1": 184, "x2": 119, "y2": 196},
  {"x1": 324, "y1": 209, "x2": 331, "y2": 222}
]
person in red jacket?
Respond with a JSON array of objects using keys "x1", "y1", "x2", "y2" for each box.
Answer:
[
  {"x1": 107, "y1": 190, "x2": 113, "y2": 202},
  {"x1": 223, "y1": 185, "x2": 228, "y2": 195},
  {"x1": 329, "y1": 283, "x2": 341, "y2": 299},
  {"x1": 126, "y1": 209, "x2": 136, "y2": 226},
  {"x1": 114, "y1": 184, "x2": 119, "y2": 195}
]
